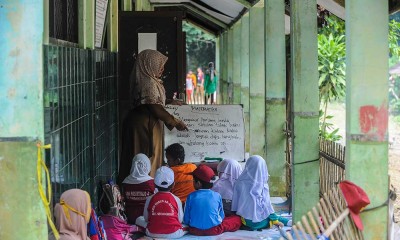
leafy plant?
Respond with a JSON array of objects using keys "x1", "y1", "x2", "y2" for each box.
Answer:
[
  {"x1": 319, "y1": 110, "x2": 343, "y2": 142},
  {"x1": 318, "y1": 18, "x2": 346, "y2": 137}
]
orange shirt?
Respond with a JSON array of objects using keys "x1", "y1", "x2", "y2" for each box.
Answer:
[{"x1": 170, "y1": 163, "x2": 197, "y2": 203}]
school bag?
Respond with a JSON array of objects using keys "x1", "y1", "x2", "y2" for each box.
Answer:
[
  {"x1": 88, "y1": 207, "x2": 107, "y2": 240},
  {"x1": 99, "y1": 180, "x2": 127, "y2": 221}
]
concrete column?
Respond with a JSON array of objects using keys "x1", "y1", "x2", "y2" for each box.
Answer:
[
  {"x1": 346, "y1": 1, "x2": 389, "y2": 238},
  {"x1": 265, "y1": 0, "x2": 286, "y2": 196},
  {"x1": 232, "y1": 21, "x2": 242, "y2": 104},
  {"x1": 107, "y1": 0, "x2": 118, "y2": 52},
  {"x1": 0, "y1": 1, "x2": 47, "y2": 239},
  {"x1": 123, "y1": 0, "x2": 133, "y2": 11},
  {"x1": 217, "y1": 33, "x2": 224, "y2": 104},
  {"x1": 249, "y1": 1, "x2": 266, "y2": 157},
  {"x1": 219, "y1": 31, "x2": 228, "y2": 104},
  {"x1": 78, "y1": 0, "x2": 95, "y2": 49},
  {"x1": 290, "y1": 0, "x2": 320, "y2": 221},
  {"x1": 227, "y1": 28, "x2": 234, "y2": 104},
  {"x1": 240, "y1": 13, "x2": 250, "y2": 153}
]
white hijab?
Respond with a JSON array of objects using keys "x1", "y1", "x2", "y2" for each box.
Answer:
[
  {"x1": 212, "y1": 159, "x2": 242, "y2": 200},
  {"x1": 123, "y1": 154, "x2": 153, "y2": 184},
  {"x1": 231, "y1": 155, "x2": 275, "y2": 222}
]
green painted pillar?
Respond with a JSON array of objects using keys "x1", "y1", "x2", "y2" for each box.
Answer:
[
  {"x1": 265, "y1": 0, "x2": 286, "y2": 196},
  {"x1": 232, "y1": 21, "x2": 242, "y2": 104},
  {"x1": 79, "y1": 0, "x2": 95, "y2": 49},
  {"x1": 107, "y1": 0, "x2": 118, "y2": 52},
  {"x1": 136, "y1": 0, "x2": 153, "y2": 11},
  {"x1": 240, "y1": 13, "x2": 250, "y2": 153},
  {"x1": 216, "y1": 35, "x2": 220, "y2": 103},
  {"x1": 227, "y1": 28, "x2": 234, "y2": 104},
  {"x1": 0, "y1": 1, "x2": 47, "y2": 239},
  {"x1": 290, "y1": 0, "x2": 320, "y2": 221},
  {"x1": 220, "y1": 31, "x2": 228, "y2": 104},
  {"x1": 217, "y1": 34, "x2": 224, "y2": 104},
  {"x1": 346, "y1": 1, "x2": 389, "y2": 238},
  {"x1": 123, "y1": 0, "x2": 133, "y2": 11},
  {"x1": 249, "y1": 1, "x2": 266, "y2": 157}
]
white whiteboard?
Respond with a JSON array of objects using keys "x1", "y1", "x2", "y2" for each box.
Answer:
[{"x1": 164, "y1": 105, "x2": 245, "y2": 162}]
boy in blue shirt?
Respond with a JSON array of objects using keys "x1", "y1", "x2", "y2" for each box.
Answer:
[{"x1": 183, "y1": 165, "x2": 241, "y2": 235}]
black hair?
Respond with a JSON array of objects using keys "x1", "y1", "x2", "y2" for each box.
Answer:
[
  {"x1": 165, "y1": 143, "x2": 185, "y2": 164},
  {"x1": 156, "y1": 182, "x2": 174, "y2": 192},
  {"x1": 193, "y1": 175, "x2": 214, "y2": 189},
  {"x1": 99, "y1": 193, "x2": 112, "y2": 214}
]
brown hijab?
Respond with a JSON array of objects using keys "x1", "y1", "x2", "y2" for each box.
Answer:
[
  {"x1": 130, "y1": 49, "x2": 168, "y2": 107},
  {"x1": 54, "y1": 189, "x2": 91, "y2": 240}
]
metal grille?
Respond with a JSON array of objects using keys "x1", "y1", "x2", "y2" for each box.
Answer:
[
  {"x1": 43, "y1": 45, "x2": 118, "y2": 206},
  {"x1": 49, "y1": 0, "x2": 79, "y2": 43}
]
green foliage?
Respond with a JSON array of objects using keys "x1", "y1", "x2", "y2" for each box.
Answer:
[
  {"x1": 389, "y1": 20, "x2": 400, "y2": 59},
  {"x1": 183, "y1": 22, "x2": 216, "y2": 72},
  {"x1": 319, "y1": 110, "x2": 343, "y2": 142},
  {"x1": 318, "y1": 33, "x2": 346, "y2": 103}
]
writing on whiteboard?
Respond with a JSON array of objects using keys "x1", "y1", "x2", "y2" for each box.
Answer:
[{"x1": 164, "y1": 105, "x2": 245, "y2": 162}]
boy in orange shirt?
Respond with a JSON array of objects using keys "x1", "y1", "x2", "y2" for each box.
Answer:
[{"x1": 165, "y1": 143, "x2": 197, "y2": 204}]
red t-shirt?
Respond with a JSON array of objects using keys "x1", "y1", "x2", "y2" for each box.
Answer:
[
  {"x1": 146, "y1": 192, "x2": 183, "y2": 234},
  {"x1": 122, "y1": 180, "x2": 155, "y2": 224}
]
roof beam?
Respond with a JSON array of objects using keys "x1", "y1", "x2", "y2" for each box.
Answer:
[
  {"x1": 152, "y1": 3, "x2": 229, "y2": 29},
  {"x1": 233, "y1": 0, "x2": 252, "y2": 9},
  {"x1": 317, "y1": 0, "x2": 345, "y2": 20}
]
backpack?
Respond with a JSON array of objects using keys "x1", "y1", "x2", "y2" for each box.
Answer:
[
  {"x1": 99, "y1": 180, "x2": 127, "y2": 221},
  {"x1": 88, "y1": 207, "x2": 107, "y2": 240}
]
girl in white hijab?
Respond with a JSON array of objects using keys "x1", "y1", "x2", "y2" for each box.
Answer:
[
  {"x1": 212, "y1": 159, "x2": 242, "y2": 215},
  {"x1": 122, "y1": 154, "x2": 155, "y2": 224},
  {"x1": 231, "y1": 155, "x2": 291, "y2": 230}
]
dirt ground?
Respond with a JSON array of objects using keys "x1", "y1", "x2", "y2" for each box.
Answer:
[{"x1": 326, "y1": 102, "x2": 400, "y2": 222}]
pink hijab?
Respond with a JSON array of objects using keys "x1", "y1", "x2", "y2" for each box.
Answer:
[
  {"x1": 54, "y1": 189, "x2": 91, "y2": 240},
  {"x1": 212, "y1": 159, "x2": 242, "y2": 200}
]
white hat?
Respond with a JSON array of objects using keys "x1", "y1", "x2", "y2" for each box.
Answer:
[{"x1": 154, "y1": 166, "x2": 174, "y2": 188}]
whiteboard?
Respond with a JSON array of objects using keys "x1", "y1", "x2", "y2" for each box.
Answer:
[{"x1": 164, "y1": 105, "x2": 245, "y2": 162}]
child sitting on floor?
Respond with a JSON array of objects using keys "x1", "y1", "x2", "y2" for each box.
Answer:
[
  {"x1": 136, "y1": 166, "x2": 188, "y2": 238},
  {"x1": 183, "y1": 165, "x2": 242, "y2": 236},
  {"x1": 99, "y1": 193, "x2": 141, "y2": 240},
  {"x1": 121, "y1": 154, "x2": 155, "y2": 224},
  {"x1": 165, "y1": 143, "x2": 197, "y2": 204},
  {"x1": 212, "y1": 159, "x2": 243, "y2": 216},
  {"x1": 231, "y1": 155, "x2": 292, "y2": 230}
]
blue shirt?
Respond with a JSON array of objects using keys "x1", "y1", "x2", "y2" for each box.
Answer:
[{"x1": 183, "y1": 189, "x2": 224, "y2": 230}]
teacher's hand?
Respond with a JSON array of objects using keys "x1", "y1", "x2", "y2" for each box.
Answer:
[
  {"x1": 170, "y1": 99, "x2": 185, "y2": 106},
  {"x1": 175, "y1": 120, "x2": 189, "y2": 131}
]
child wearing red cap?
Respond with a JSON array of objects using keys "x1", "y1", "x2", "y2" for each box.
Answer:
[
  {"x1": 183, "y1": 165, "x2": 241, "y2": 236},
  {"x1": 136, "y1": 166, "x2": 188, "y2": 238}
]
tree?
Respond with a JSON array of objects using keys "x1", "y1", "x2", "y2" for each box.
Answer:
[
  {"x1": 183, "y1": 22, "x2": 216, "y2": 73},
  {"x1": 318, "y1": 16, "x2": 346, "y2": 140}
]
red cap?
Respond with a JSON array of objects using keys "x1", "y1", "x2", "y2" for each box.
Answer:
[
  {"x1": 192, "y1": 165, "x2": 216, "y2": 183},
  {"x1": 339, "y1": 180, "x2": 370, "y2": 230}
]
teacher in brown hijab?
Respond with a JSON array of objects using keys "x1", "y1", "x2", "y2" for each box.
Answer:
[{"x1": 119, "y1": 49, "x2": 188, "y2": 184}]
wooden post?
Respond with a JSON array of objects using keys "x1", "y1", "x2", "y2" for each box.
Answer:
[
  {"x1": 227, "y1": 28, "x2": 234, "y2": 104},
  {"x1": 107, "y1": 0, "x2": 118, "y2": 52},
  {"x1": 346, "y1": 1, "x2": 389, "y2": 238},
  {"x1": 78, "y1": 0, "x2": 95, "y2": 49},
  {"x1": 290, "y1": 0, "x2": 320, "y2": 221}
]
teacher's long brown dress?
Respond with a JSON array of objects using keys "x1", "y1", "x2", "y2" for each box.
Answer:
[{"x1": 118, "y1": 50, "x2": 183, "y2": 183}]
